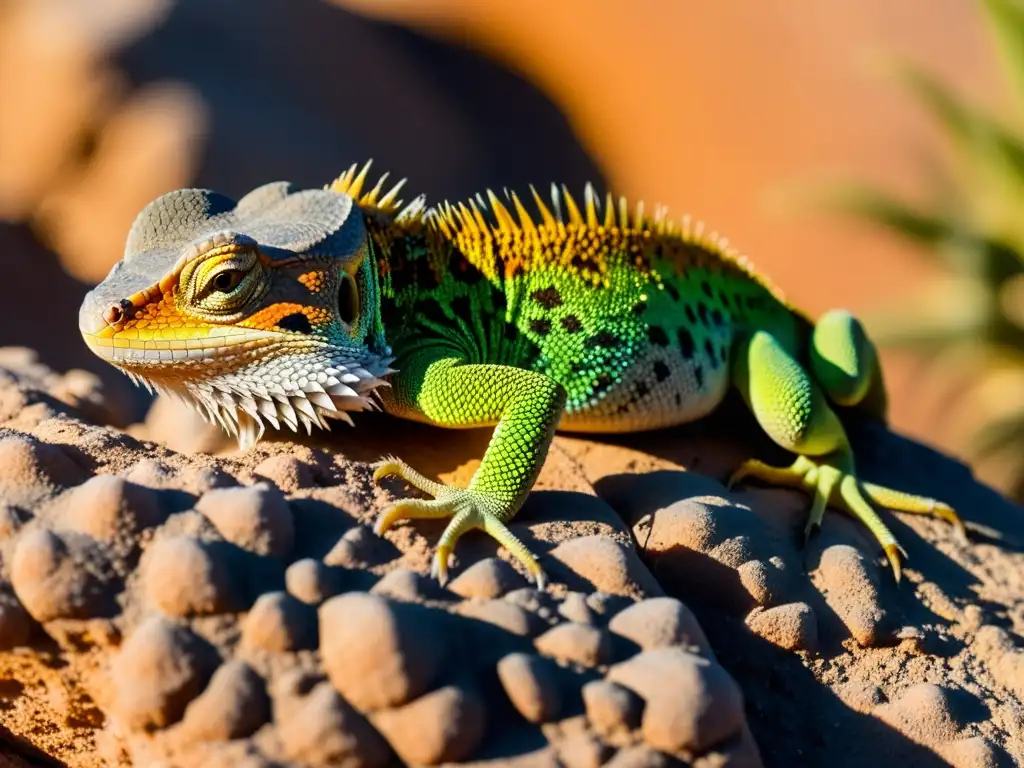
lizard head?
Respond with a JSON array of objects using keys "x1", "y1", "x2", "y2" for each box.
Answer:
[{"x1": 78, "y1": 181, "x2": 394, "y2": 449}]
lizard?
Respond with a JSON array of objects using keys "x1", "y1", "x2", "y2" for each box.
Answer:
[{"x1": 78, "y1": 161, "x2": 964, "y2": 589}]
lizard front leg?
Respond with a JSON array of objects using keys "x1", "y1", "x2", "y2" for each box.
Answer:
[
  {"x1": 729, "y1": 328, "x2": 963, "y2": 581},
  {"x1": 374, "y1": 351, "x2": 565, "y2": 588}
]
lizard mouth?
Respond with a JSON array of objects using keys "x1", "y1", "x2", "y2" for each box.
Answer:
[{"x1": 79, "y1": 305, "x2": 394, "y2": 450}]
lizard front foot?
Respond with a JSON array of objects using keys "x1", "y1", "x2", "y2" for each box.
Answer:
[
  {"x1": 372, "y1": 457, "x2": 546, "y2": 589},
  {"x1": 728, "y1": 453, "x2": 965, "y2": 582}
]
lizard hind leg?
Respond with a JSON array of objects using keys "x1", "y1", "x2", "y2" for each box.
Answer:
[
  {"x1": 810, "y1": 308, "x2": 887, "y2": 418},
  {"x1": 729, "y1": 329, "x2": 961, "y2": 581}
]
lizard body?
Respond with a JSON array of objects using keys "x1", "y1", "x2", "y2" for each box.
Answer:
[{"x1": 79, "y1": 162, "x2": 963, "y2": 586}]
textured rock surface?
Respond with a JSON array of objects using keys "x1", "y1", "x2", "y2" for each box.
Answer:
[{"x1": 0, "y1": 352, "x2": 1021, "y2": 768}]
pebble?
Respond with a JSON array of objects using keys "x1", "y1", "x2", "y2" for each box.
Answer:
[
  {"x1": 195, "y1": 483, "x2": 294, "y2": 558},
  {"x1": 833, "y1": 681, "x2": 885, "y2": 713},
  {"x1": 0, "y1": 434, "x2": 83, "y2": 496},
  {"x1": 0, "y1": 504, "x2": 24, "y2": 540},
  {"x1": 142, "y1": 535, "x2": 236, "y2": 617},
  {"x1": 815, "y1": 544, "x2": 887, "y2": 647},
  {"x1": 252, "y1": 454, "x2": 314, "y2": 492},
  {"x1": 496, "y1": 652, "x2": 562, "y2": 724},
  {"x1": 534, "y1": 623, "x2": 612, "y2": 667},
  {"x1": 10, "y1": 529, "x2": 113, "y2": 622},
  {"x1": 559, "y1": 592, "x2": 596, "y2": 625},
  {"x1": 556, "y1": 733, "x2": 609, "y2": 768},
  {"x1": 608, "y1": 647, "x2": 744, "y2": 753},
  {"x1": 608, "y1": 597, "x2": 712, "y2": 656},
  {"x1": 319, "y1": 592, "x2": 445, "y2": 711},
  {"x1": 603, "y1": 745, "x2": 672, "y2": 768},
  {"x1": 582, "y1": 680, "x2": 642, "y2": 738},
  {"x1": 241, "y1": 591, "x2": 316, "y2": 652},
  {"x1": 179, "y1": 660, "x2": 269, "y2": 741},
  {"x1": 456, "y1": 599, "x2": 544, "y2": 637},
  {"x1": 370, "y1": 567, "x2": 450, "y2": 603},
  {"x1": 549, "y1": 536, "x2": 662, "y2": 598},
  {"x1": 113, "y1": 616, "x2": 219, "y2": 731},
  {"x1": 447, "y1": 557, "x2": 522, "y2": 599},
  {"x1": 745, "y1": 602, "x2": 818, "y2": 652},
  {"x1": 57, "y1": 475, "x2": 163, "y2": 542},
  {"x1": 323, "y1": 525, "x2": 383, "y2": 569},
  {"x1": 370, "y1": 684, "x2": 486, "y2": 765},
  {"x1": 276, "y1": 681, "x2": 392, "y2": 768},
  {"x1": 736, "y1": 558, "x2": 788, "y2": 607},
  {"x1": 285, "y1": 558, "x2": 340, "y2": 605},
  {"x1": 935, "y1": 736, "x2": 1005, "y2": 768},
  {"x1": 873, "y1": 683, "x2": 963, "y2": 746}
]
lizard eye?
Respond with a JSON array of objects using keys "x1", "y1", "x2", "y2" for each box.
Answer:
[
  {"x1": 338, "y1": 272, "x2": 359, "y2": 326},
  {"x1": 212, "y1": 269, "x2": 245, "y2": 293}
]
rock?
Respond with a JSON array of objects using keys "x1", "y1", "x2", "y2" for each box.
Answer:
[
  {"x1": 56, "y1": 475, "x2": 163, "y2": 542},
  {"x1": 241, "y1": 591, "x2": 317, "y2": 652},
  {"x1": 559, "y1": 592, "x2": 596, "y2": 625},
  {"x1": 603, "y1": 745, "x2": 672, "y2": 767},
  {"x1": 277, "y1": 681, "x2": 392, "y2": 768},
  {"x1": 608, "y1": 647, "x2": 745, "y2": 753},
  {"x1": 935, "y1": 737, "x2": 1006, "y2": 768},
  {"x1": 0, "y1": 433, "x2": 83, "y2": 498},
  {"x1": 285, "y1": 558, "x2": 340, "y2": 605},
  {"x1": 447, "y1": 557, "x2": 523, "y2": 599},
  {"x1": 707, "y1": 534, "x2": 757, "y2": 568},
  {"x1": 113, "y1": 616, "x2": 219, "y2": 731},
  {"x1": 814, "y1": 544, "x2": 888, "y2": 647},
  {"x1": 745, "y1": 602, "x2": 818, "y2": 652},
  {"x1": 557, "y1": 732, "x2": 610, "y2": 768},
  {"x1": 582, "y1": 679, "x2": 642, "y2": 738},
  {"x1": 319, "y1": 593, "x2": 445, "y2": 711},
  {"x1": 142, "y1": 535, "x2": 236, "y2": 617},
  {"x1": 873, "y1": 684, "x2": 963, "y2": 746},
  {"x1": 253, "y1": 454, "x2": 314, "y2": 492},
  {"x1": 323, "y1": 525, "x2": 384, "y2": 568},
  {"x1": 833, "y1": 681, "x2": 885, "y2": 713},
  {"x1": 736, "y1": 559, "x2": 788, "y2": 607},
  {"x1": 608, "y1": 597, "x2": 712, "y2": 656},
  {"x1": 370, "y1": 567, "x2": 449, "y2": 602},
  {"x1": 11, "y1": 528, "x2": 115, "y2": 622},
  {"x1": 496, "y1": 652, "x2": 562, "y2": 724},
  {"x1": 195, "y1": 483, "x2": 294, "y2": 558},
  {"x1": 549, "y1": 535, "x2": 661, "y2": 598},
  {"x1": 180, "y1": 660, "x2": 269, "y2": 741},
  {"x1": 456, "y1": 599, "x2": 544, "y2": 637},
  {"x1": 0, "y1": 504, "x2": 24, "y2": 540},
  {"x1": 370, "y1": 684, "x2": 486, "y2": 765},
  {"x1": 535, "y1": 622, "x2": 612, "y2": 667}
]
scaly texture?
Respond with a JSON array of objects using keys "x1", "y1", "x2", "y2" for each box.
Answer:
[{"x1": 79, "y1": 160, "x2": 964, "y2": 585}]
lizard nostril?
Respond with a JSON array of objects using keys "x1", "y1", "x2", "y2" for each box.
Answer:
[{"x1": 103, "y1": 304, "x2": 126, "y2": 326}]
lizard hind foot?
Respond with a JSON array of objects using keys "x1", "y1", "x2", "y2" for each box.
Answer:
[
  {"x1": 728, "y1": 454, "x2": 960, "y2": 583},
  {"x1": 372, "y1": 458, "x2": 547, "y2": 590}
]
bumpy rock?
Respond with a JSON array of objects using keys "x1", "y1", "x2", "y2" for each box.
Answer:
[
  {"x1": 582, "y1": 679, "x2": 642, "y2": 739},
  {"x1": 559, "y1": 592, "x2": 597, "y2": 625},
  {"x1": 142, "y1": 535, "x2": 237, "y2": 617},
  {"x1": 745, "y1": 602, "x2": 818, "y2": 652},
  {"x1": 608, "y1": 597, "x2": 712, "y2": 656},
  {"x1": 370, "y1": 567, "x2": 449, "y2": 603},
  {"x1": 285, "y1": 558, "x2": 341, "y2": 605},
  {"x1": 447, "y1": 557, "x2": 523, "y2": 599},
  {"x1": 873, "y1": 683, "x2": 964, "y2": 746},
  {"x1": 11, "y1": 528, "x2": 114, "y2": 622},
  {"x1": 253, "y1": 454, "x2": 314, "y2": 492},
  {"x1": 370, "y1": 684, "x2": 487, "y2": 765},
  {"x1": 550, "y1": 535, "x2": 661, "y2": 597},
  {"x1": 241, "y1": 591, "x2": 316, "y2": 652},
  {"x1": 56, "y1": 475, "x2": 163, "y2": 542},
  {"x1": 608, "y1": 647, "x2": 745, "y2": 753},
  {"x1": 455, "y1": 598, "x2": 544, "y2": 637},
  {"x1": 814, "y1": 544, "x2": 887, "y2": 646},
  {"x1": 0, "y1": 433, "x2": 84, "y2": 500},
  {"x1": 195, "y1": 483, "x2": 294, "y2": 558},
  {"x1": 113, "y1": 616, "x2": 219, "y2": 731},
  {"x1": 496, "y1": 652, "x2": 562, "y2": 724},
  {"x1": 179, "y1": 660, "x2": 269, "y2": 741},
  {"x1": 534, "y1": 622, "x2": 612, "y2": 667},
  {"x1": 319, "y1": 593, "x2": 445, "y2": 711},
  {"x1": 276, "y1": 681, "x2": 392, "y2": 768}
]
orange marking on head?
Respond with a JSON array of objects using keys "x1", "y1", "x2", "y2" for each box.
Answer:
[
  {"x1": 297, "y1": 270, "x2": 327, "y2": 293},
  {"x1": 239, "y1": 303, "x2": 332, "y2": 331}
]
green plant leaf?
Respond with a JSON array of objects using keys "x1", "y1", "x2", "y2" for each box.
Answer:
[{"x1": 982, "y1": 0, "x2": 1024, "y2": 108}]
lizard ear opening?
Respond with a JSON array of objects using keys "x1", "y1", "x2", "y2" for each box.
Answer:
[{"x1": 338, "y1": 271, "x2": 360, "y2": 326}]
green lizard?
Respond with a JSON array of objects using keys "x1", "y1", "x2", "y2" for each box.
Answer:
[{"x1": 78, "y1": 161, "x2": 964, "y2": 588}]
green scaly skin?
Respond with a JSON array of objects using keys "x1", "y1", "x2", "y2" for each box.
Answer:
[{"x1": 78, "y1": 163, "x2": 965, "y2": 588}]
